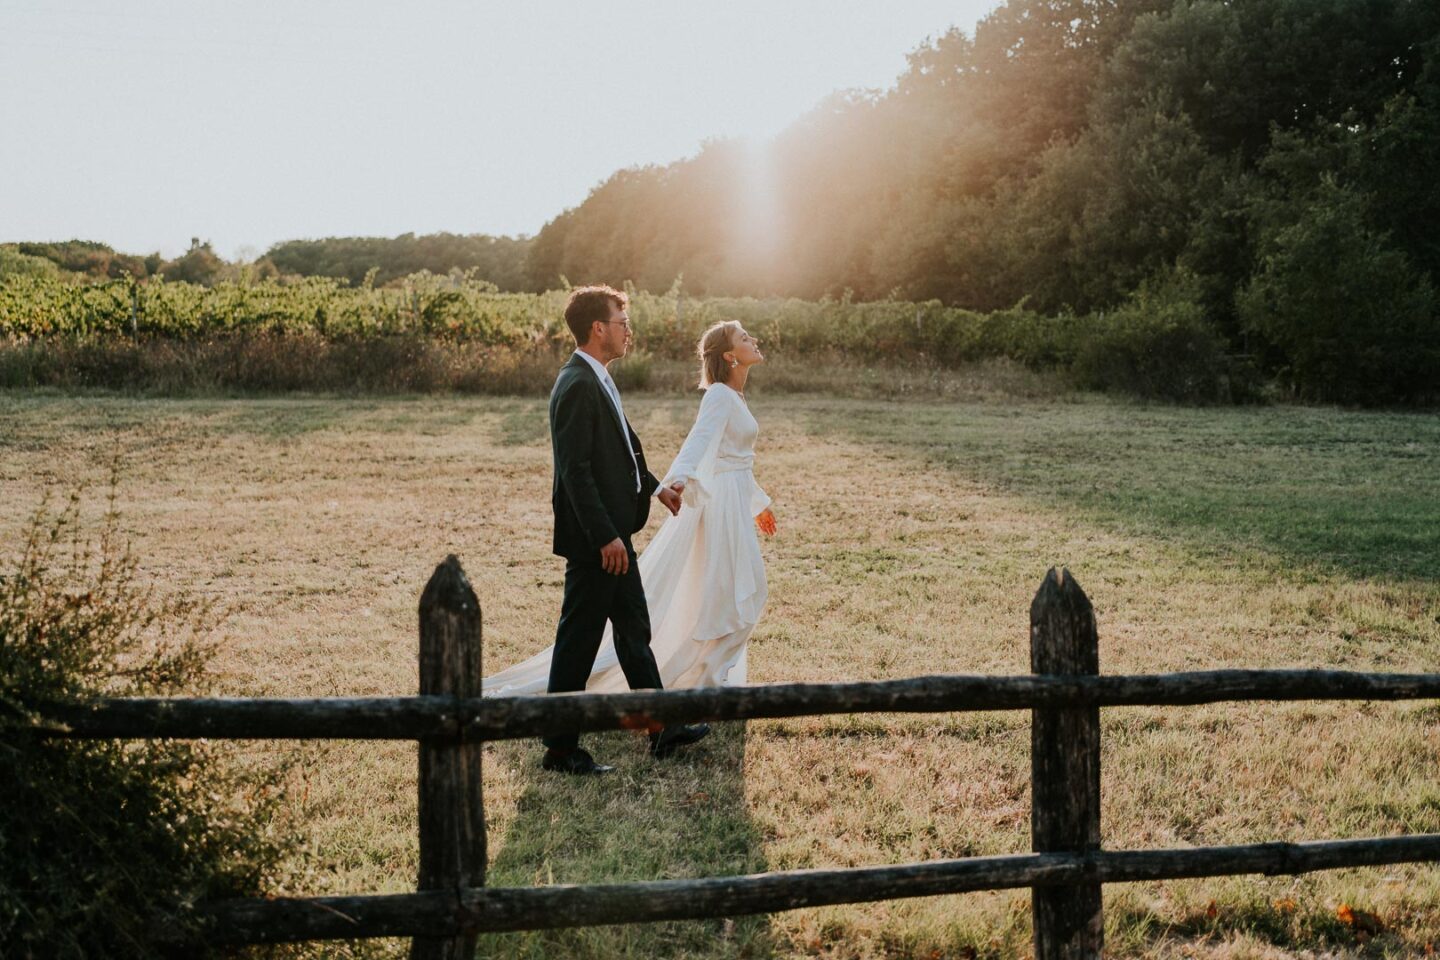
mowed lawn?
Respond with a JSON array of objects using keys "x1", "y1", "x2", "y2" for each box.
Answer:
[{"x1": 1, "y1": 390, "x2": 1437, "y2": 959}]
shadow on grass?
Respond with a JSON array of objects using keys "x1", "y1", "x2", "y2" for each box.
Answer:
[
  {"x1": 481, "y1": 723, "x2": 773, "y2": 959},
  {"x1": 803, "y1": 399, "x2": 1440, "y2": 582},
  {"x1": 1107, "y1": 894, "x2": 1394, "y2": 957}
]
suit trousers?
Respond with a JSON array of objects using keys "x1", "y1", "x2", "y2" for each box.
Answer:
[{"x1": 543, "y1": 552, "x2": 664, "y2": 751}]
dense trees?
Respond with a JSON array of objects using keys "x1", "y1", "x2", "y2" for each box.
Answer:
[
  {"x1": 12, "y1": 240, "x2": 160, "y2": 280},
  {"x1": 528, "y1": 0, "x2": 1440, "y2": 402},
  {"x1": 4, "y1": 238, "x2": 241, "y2": 287},
  {"x1": 6, "y1": 0, "x2": 1436, "y2": 402},
  {"x1": 4, "y1": 233, "x2": 533, "y2": 292},
  {"x1": 264, "y1": 232, "x2": 532, "y2": 289},
  {"x1": 160, "y1": 237, "x2": 227, "y2": 286}
]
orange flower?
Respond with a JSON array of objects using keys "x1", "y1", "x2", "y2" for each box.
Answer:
[{"x1": 756, "y1": 508, "x2": 777, "y2": 537}]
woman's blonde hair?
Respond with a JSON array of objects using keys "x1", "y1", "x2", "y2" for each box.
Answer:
[{"x1": 697, "y1": 320, "x2": 742, "y2": 388}]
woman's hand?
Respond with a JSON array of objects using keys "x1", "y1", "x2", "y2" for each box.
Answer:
[{"x1": 755, "y1": 508, "x2": 777, "y2": 537}]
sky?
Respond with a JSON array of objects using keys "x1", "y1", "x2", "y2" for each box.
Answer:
[{"x1": 1, "y1": 1, "x2": 997, "y2": 260}]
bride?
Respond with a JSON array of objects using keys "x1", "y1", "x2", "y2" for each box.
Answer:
[{"x1": 484, "y1": 319, "x2": 775, "y2": 696}]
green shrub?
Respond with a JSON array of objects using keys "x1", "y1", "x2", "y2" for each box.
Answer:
[
  {"x1": 1072, "y1": 269, "x2": 1254, "y2": 403},
  {"x1": 1238, "y1": 180, "x2": 1439, "y2": 405},
  {"x1": 0, "y1": 272, "x2": 1298, "y2": 403},
  {"x1": 0, "y1": 492, "x2": 295, "y2": 958},
  {"x1": 0, "y1": 248, "x2": 65, "y2": 282},
  {"x1": 610, "y1": 347, "x2": 653, "y2": 391},
  {"x1": 974, "y1": 305, "x2": 1080, "y2": 369}
]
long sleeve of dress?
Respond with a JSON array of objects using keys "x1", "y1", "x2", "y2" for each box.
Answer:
[
  {"x1": 749, "y1": 476, "x2": 771, "y2": 517},
  {"x1": 661, "y1": 387, "x2": 731, "y2": 508}
]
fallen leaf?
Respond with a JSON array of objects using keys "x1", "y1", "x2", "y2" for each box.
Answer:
[{"x1": 1336, "y1": 903, "x2": 1384, "y2": 935}]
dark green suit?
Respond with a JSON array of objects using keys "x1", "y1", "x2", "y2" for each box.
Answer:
[{"x1": 545, "y1": 353, "x2": 664, "y2": 751}]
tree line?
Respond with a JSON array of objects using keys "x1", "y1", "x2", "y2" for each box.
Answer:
[
  {"x1": 1, "y1": 234, "x2": 532, "y2": 291},
  {"x1": 530, "y1": 0, "x2": 1440, "y2": 403},
  {"x1": 6, "y1": 0, "x2": 1438, "y2": 403}
]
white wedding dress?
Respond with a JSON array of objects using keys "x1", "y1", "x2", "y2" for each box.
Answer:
[{"x1": 484, "y1": 382, "x2": 770, "y2": 695}]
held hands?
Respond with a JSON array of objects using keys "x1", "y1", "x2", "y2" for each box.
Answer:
[
  {"x1": 599, "y1": 538, "x2": 630, "y2": 576},
  {"x1": 755, "y1": 508, "x2": 777, "y2": 537},
  {"x1": 657, "y1": 485, "x2": 682, "y2": 516}
]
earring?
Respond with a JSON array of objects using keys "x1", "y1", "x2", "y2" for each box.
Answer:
[{"x1": 729, "y1": 358, "x2": 739, "y2": 368}]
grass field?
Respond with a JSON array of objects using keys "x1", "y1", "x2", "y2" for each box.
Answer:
[{"x1": 1, "y1": 384, "x2": 1437, "y2": 958}]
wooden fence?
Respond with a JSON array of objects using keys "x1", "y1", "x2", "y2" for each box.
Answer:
[{"x1": 31, "y1": 557, "x2": 1440, "y2": 959}]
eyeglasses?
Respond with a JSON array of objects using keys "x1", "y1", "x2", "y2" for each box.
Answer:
[{"x1": 599, "y1": 319, "x2": 632, "y2": 328}]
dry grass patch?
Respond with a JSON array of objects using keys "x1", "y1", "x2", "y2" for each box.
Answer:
[{"x1": 0, "y1": 392, "x2": 1435, "y2": 958}]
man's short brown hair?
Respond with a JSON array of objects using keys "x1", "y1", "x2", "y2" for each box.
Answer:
[{"x1": 563, "y1": 285, "x2": 628, "y2": 346}]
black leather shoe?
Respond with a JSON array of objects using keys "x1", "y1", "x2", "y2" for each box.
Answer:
[
  {"x1": 649, "y1": 723, "x2": 712, "y2": 759},
  {"x1": 541, "y1": 748, "x2": 614, "y2": 775}
]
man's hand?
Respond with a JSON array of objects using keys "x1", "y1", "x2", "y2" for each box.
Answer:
[
  {"x1": 657, "y1": 486, "x2": 682, "y2": 516},
  {"x1": 756, "y1": 508, "x2": 777, "y2": 537},
  {"x1": 599, "y1": 538, "x2": 630, "y2": 575}
]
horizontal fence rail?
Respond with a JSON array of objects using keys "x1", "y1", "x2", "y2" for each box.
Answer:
[
  {"x1": 15, "y1": 558, "x2": 1439, "y2": 959},
  {"x1": 192, "y1": 834, "x2": 1440, "y2": 944},
  {"x1": 27, "y1": 669, "x2": 1440, "y2": 741}
]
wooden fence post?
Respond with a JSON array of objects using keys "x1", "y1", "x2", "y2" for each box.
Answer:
[
  {"x1": 1030, "y1": 568, "x2": 1103, "y2": 959},
  {"x1": 411, "y1": 556, "x2": 485, "y2": 960}
]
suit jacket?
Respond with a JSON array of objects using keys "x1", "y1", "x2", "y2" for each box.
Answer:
[{"x1": 550, "y1": 353, "x2": 661, "y2": 561}]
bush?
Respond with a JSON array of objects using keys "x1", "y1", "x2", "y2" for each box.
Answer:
[
  {"x1": 0, "y1": 272, "x2": 1298, "y2": 403},
  {"x1": 0, "y1": 248, "x2": 66, "y2": 282},
  {"x1": 0, "y1": 492, "x2": 294, "y2": 958},
  {"x1": 1072, "y1": 269, "x2": 1255, "y2": 403},
  {"x1": 1238, "y1": 180, "x2": 1439, "y2": 405},
  {"x1": 610, "y1": 347, "x2": 653, "y2": 391},
  {"x1": 973, "y1": 305, "x2": 1080, "y2": 369}
]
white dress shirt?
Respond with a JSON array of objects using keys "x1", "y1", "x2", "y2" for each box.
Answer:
[{"x1": 573, "y1": 350, "x2": 644, "y2": 494}]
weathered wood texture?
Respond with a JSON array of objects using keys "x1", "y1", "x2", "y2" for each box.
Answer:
[
  {"x1": 411, "y1": 556, "x2": 485, "y2": 960},
  {"x1": 20, "y1": 558, "x2": 1440, "y2": 955},
  {"x1": 191, "y1": 834, "x2": 1440, "y2": 943},
  {"x1": 31, "y1": 669, "x2": 1440, "y2": 741},
  {"x1": 26, "y1": 696, "x2": 458, "y2": 739},
  {"x1": 1030, "y1": 568, "x2": 1102, "y2": 960}
]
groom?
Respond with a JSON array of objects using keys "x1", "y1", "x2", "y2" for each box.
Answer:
[{"x1": 543, "y1": 285, "x2": 710, "y2": 775}]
